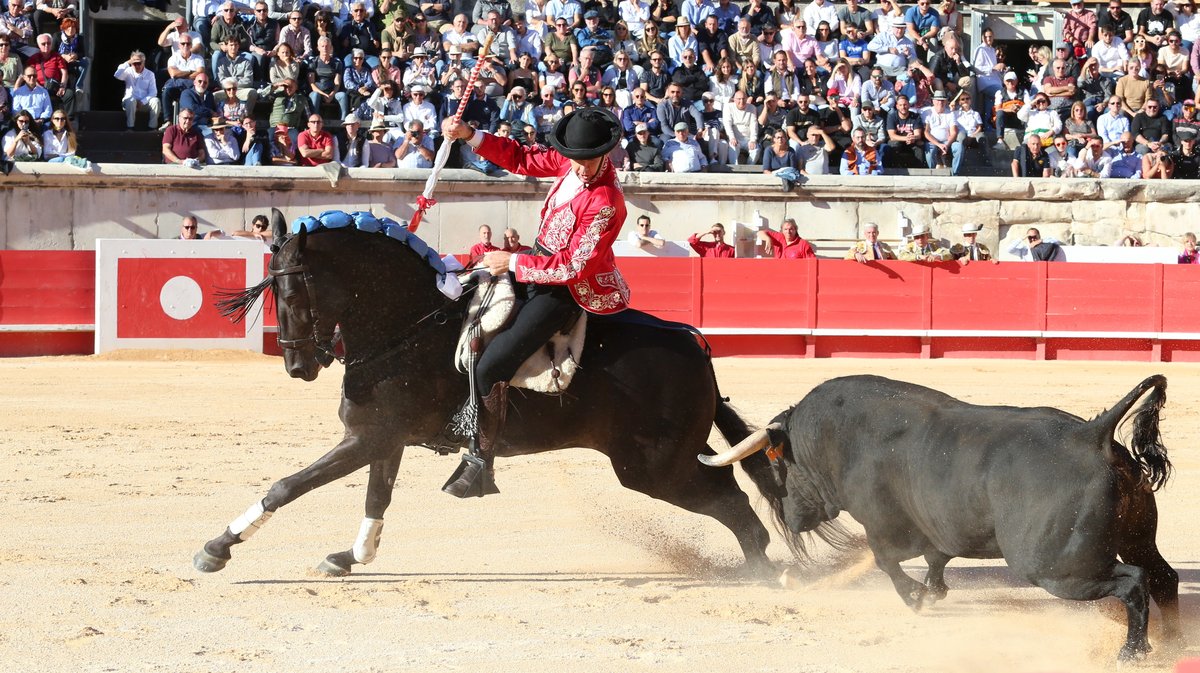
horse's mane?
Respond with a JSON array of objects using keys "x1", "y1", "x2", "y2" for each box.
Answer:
[{"x1": 215, "y1": 210, "x2": 454, "y2": 325}]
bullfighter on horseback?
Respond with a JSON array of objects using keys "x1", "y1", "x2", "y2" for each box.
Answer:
[{"x1": 440, "y1": 107, "x2": 629, "y2": 498}]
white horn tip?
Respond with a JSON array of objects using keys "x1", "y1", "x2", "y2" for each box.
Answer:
[{"x1": 698, "y1": 453, "x2": 722, "y2": 467}]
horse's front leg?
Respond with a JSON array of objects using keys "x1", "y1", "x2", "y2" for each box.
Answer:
[
  {"x1": 193, "y1": 431, "x2": 384, "y2": 573},
  {"x1": 316, "y1": 448, "x2": 405, "y2": 577}
]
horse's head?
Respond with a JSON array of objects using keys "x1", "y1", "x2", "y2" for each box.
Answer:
[{"x1": 268, "y1": 209, "x2": 349, "y2": 381}]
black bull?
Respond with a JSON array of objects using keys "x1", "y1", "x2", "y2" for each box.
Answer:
[{"x1": 702, "y1": 374, "x2": 1179, "y2": 660}]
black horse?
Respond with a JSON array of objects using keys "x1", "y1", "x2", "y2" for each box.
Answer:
[{"x1": 193, "y1": 210, "x2": 811, "y2": 577}]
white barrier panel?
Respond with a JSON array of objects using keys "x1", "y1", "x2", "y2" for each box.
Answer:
[
  {"x1": 95, "y1": 239, "x2": 266, "y2": 354},
  {"x1": 1059, "y1": 246, "x2": 1179, "y2": 264},
  {"x1": 612, "y1": 240, "x2": 694, "y2": 257}
]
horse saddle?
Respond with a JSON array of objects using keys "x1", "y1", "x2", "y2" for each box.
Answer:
[{"x1": 455, "y1": 272, "x2": 586, "y2": 395}]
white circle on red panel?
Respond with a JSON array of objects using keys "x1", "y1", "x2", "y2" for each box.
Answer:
[{"x1": 160, "y1": 276, "x2": 204, "y2": 320}]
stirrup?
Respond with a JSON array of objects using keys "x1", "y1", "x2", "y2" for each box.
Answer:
[{"x1": 442, "y1": 451, "x2": 500, "y2": 498}]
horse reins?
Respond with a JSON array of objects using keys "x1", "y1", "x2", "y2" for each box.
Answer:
[{"x1": 268, "y1": 260, "x2": 341, "y2": 367}]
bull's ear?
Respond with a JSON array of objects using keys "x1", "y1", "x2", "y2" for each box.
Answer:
[{"x1": 271, "y1": 208, "x2": 288, "y2": 249}]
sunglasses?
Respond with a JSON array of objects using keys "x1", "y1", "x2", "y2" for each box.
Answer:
[
  {"x1": 52, "y1": 116, "x2": 66, "y2": 121},
  {"x1": 184, "y1": 225, "x2": 198, "y2": 230}
]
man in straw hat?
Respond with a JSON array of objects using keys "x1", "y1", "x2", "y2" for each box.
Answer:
[
  {"x1": 897, "y1": 221, "x2": 953, "y2": 261},
  {"x1": 950, "y1": 222, "x2": 999, "y2": 264},
  {"x1": 439, "y1": 106, "x2": 626, "y2": 497}
]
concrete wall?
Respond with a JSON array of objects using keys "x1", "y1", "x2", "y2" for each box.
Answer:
[{"x1": 2, "y1": 163, "x2": 1197, "y2": 258}]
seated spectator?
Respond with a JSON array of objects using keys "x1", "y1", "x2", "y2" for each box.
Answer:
[
  {"x1": 297, "y1": 114, "x2": 335, "y2": 165},
  {"x1": 1068, "y1": 136, "x2": 1109, "y2": 176},
  {"x1": 307, "y1": 37, "x2": 348, "y2": 121},
  {"x1": 368, "y1": 80, "x2": 405, "y2": 125},
  {"x1": 1011, "y1": 132, "x2": 1051, "y2": 177},
  {"x1": 1115, "y1": 59, "x2": 1150, "y2": 115},
  {"x1": 794, "y1": 124, "x2": 835, "y2": 174},
  {"x1": 502, "y1": 228, "x2": 533, "y2": 253},
  {"x1": 762, "y1": 127, "x2": 800, "y2": 189},
  {"x1": 994, "y1": 71, "x2": 1027, "y2": 147},
  {"x1": 1040, "y1": 57, "x2": 1077, "y2": 119},
  {"x1": 469, "y1": 224, "x2": 500, "y2": 263},
  {"x1": 238, "y1": 115, "x2": 268, "y2": 165},
  {"x1": 626, "y1": 214, "x2": 666, "y2": 249},
  {"x1": 860, "y1": 67, "x2": 895, "y2": 112},
  {"x1": 343, "y1": 48, "x2": 376, "y2": 114},
  {"x1": 217, "y1": 78, "x2": 248, "y2": 123},
  {"x1": 3, "y1": 110, "x2": 42, "y2": 160},
  {"x1": 671, "y1": 49, "x2": 709, "y2": 102},
  {"x1": 393, "y1": 119, "x2": 434, "y2": 168},
  {"x1": 12, "y1": 66, "x2": 53, "y2": 127},
  {"x1": 28, "y1": 32, "x2": 73, "y2": 115},
  {"x1": 160, "y1": 38, "x2": 206, "y2": 128},
  {"x1": 114, "y1": 50, "x2": 160, "y2": 130},
  {"x1": 840, "y1": 126, "x2": 883, "y2": 174},
  {"x1": 0, "y1": 37, "x2": 19, "y2": 91},
  {"x1": 620, "y1": 86, "x2": 659, "y2": 140},
  {"x1": 1102, "y1": 130, "x2": 1143, "y2": 177},
  {"x1": 696, "y1": 92, "x2": 728, "y2": 164},
  {"x1": 1018, "y1": 93, "x2": 1064, "y2": 144},
  {"x1": 897, "y1": 222, "x2": 952, "y2": 261},
  {"x1": 2, "y1": 0, "x2": 36, "y2": 60},
  {"x1": 533, "y1": 84, "x2": 565, "y2": 143},
  {"x1": 338, "y1": 113, "x2": 365, "y2": 168},
  {"x1": 246, "y1": 2, "x2": 279, "y2": 83},
  {"x1": 443, "y1": 14, "x2": 480, "y2": 64},
  {"x1": 1047, "y1": 135, "x2": 1072, "y2": 176},
  {"x1": 949, "y1": 222, "x2": 998, "y2": 264},
  {"x1": 269, "y1": 78, "x2": 309, "y2": 131},
  {"x1": 756, "y1": 217, "x2": 816, "y2": 258},
  {"x1": 627, "y1": 121, "x2": 664, "y2": 170},
  {"x1": 499, "y1": 85, "x2": 536, "y2": 131},
  {"x1": 213, "y1": 39, "x2": 256, "y2": 111},
  {"x1": 162, "y1": 109, "x2": 207, "y2": 165},
  {"x1": 1171, "y1": 133, "x2": 1200, "y2": 177},
  {"x1": 230, "y1": 214, "x2": 273, "y2": 242},
  {"x1": 205, "y1": 119, "x2": 242, "y2": 164},
  {"x1": 34, "y1": 0, "x2": 75, "y2": 38},
  {"x1": 277, "y1": 12, "x2": 312, "y2": 62},
  {"x1": 271, "y1": 124, "x2": 298, "y2": 164},
  {"x1": 689, "y1": 223, "x2": 736, "y2": 258},
  {"x1": 1141, "y1": 139, "x2": 1174, "y2": 178},
  {"x1": 363, "y1": 122, "x2": 396, "y2": 166},
  {"x1": 603, "y1": 50, "x2": 641, "y2": 107},
  {"x1": 40, "y1": 109, "x2": 74, "y2": 161},
  {"x1": 269, "y1": 41, "x2": 302, "y2": 88},
  {"x1": 1177, "y1": 232, "x2": 1199, "y2": 263},
  {"x1": 179, "y1": 73, "x2": 218, "y2": 127},
  {"x1": 1097, "y1": 94, "x2": 1131, "y2": 149},
  {"x1": 339, "y1": 2, "x2": 380, "y2": 60},
  {"x1": 722, "y1": 89, "x2": 760, "y2": 164},
  {"x1": 885, "y1": 94, "x2": 925, "y2": 167},
  {"x1": 845, "y1": 222, "x2": 897, "y2": 262},
  {"x1": 922, "y1": 89, "x2": 960, "y2": 172},
  {"x1": 639, "y1": 50, "x2": 672, "y2": 104},
  {"x1": 401, "y1": 84, "x2": 438, "y2": 136},
  {"x1": 1062, "y1": 100, "x2": 1097, "y2": 158},
  {"x1": 663, "y1": 120, "x2": 707, "y2": 172},
  {"x1": 1132, "y1": 98, "x2": 1172, "y2": 154},
  {"x1": 1174, "y1": 99, "x2": 1200, "y2": 143}
]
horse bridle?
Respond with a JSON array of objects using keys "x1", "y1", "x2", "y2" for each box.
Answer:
[{"x1": 268, "y1": 259, "x2": 342, "y2": 367}]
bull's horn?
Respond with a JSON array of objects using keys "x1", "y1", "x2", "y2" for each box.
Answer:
[{"x1": 698, "y1": 422, "x2": 783, "y2": 467}]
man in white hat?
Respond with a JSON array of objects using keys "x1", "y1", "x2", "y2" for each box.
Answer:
[
  {"x1": 950, "y1": 222, "x2": 998, "y2": 264},
  {"x1": 921, "y1": 89, "x2": 960, "y2": 173},
  {"x1": 897, "y1": 222, "x2": 952, "y2": 261},
  {"x1": 867, "y1": 17, "x2": 916, "y2": 77},
  {"x1": 339, "y1": 113, "x2": 366, "y2": 167},
  {"x1": 401, "y1": 83, "x2": 438, "y2": 137}
]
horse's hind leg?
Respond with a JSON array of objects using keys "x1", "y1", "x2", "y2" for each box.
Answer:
[
  {"x1": 194, "y1": 432, "x2": 383, "y2": 573},
  {"x1": 609, "y1": 443, "x2": 774, "y2": 579},
  {"x1": 316, "y1": 448, "x2": 405, "y2": 577}
]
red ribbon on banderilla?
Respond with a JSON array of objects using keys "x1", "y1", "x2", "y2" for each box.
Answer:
[{"x1": 408, "y1": 29, "x2": 498, "y2": 234}]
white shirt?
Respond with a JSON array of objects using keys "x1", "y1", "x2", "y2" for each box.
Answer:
[
  {"x1": 396, "y1": 133, "x2": 435, "y2": 168},
  {"x1": 722, "y1": 103, "x2": 759, "y2": 144},
  {"x1": 167, "y1": 52, "x2": 205, "y2": 77},
  {"x1": 619, "y1": 0, "x2": 650, "y2": 36},
  {"x1": 1091, "y1": 38, "x2": 1129, "y2": 72},
  {"x1": 803, "y1": 0, "x2": 838, "y2": 33},
  {"x1": 401, "y1": 100, "x2": 438, "y2": 133},
  {"x1": 954, "y1": 108, "x2": 982, "y2": 137},
  {"x1": 41, "y1": 128, "x2": 72, "y2": 159},
  {"x1": 114, "y1": 62, "x2": 157, "y2": 103},
  {"x1": 921, "y1": 107, "x2": 956, "y2": 143},
  {"x1": 1179, "y1": 11, "x2": 1200, "y2": 43},
  {"x1": 205, "y1": 131, "x2": 242, "y2": 164},
  {"x1": 663, "y1": 136, "x2": 705, "y2": 172}
]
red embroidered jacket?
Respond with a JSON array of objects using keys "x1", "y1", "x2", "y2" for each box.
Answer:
[{"x1": 476, "y1": 132, "x2": 630, "y2": 314}]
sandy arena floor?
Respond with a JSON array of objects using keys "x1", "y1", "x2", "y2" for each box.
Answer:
[{"x1": 0, "y1": 353, "x2": 1196, "y2": 673}]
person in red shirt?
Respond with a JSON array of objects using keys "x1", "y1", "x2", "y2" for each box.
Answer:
[
  {"x1": 27, "y1": 33, "x2": 73, "y2": 114},
  {"x1": 688, "y1": 223, "x2": 736, "y2": 258},
  {"x1": 756, "y1": 217, "x2": 816, "y2": 258},
  {"x1": 502, "y1": 227, "x2": 534, "y2": 254},
  {"x1": 440, "y1": 107, "x2": 627, "y2": 497},
  {"x1": 296, "y1": 114, "x2": 334, "y2": 166},
  {"x1": 468, "y1": 224, "x2": 501, "y2": 265}
]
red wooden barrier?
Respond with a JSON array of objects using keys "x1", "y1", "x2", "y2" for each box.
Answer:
[{"x1": 3, "y1": 252, "x2": 1200, "y2": 361}]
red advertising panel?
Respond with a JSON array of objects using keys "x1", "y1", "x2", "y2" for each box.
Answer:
[{"x1": 116, "y1": 258, "x2": 246, "y2": 338}]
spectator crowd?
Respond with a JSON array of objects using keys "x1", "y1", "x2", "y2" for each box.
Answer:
[{"x1": 2, "y1": 0, "x2": 1200, "y2": 181}]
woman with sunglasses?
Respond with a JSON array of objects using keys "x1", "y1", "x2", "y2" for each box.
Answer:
[
  {"x1": 1158, "y1": 30, "x2": 1191, "y2": 100},
  {"x1": 611, "y1": 21, "x2": 638, "y2": 61},
  {"x1": 544, "y1": 18, "x2": 580, "y2": 65},
  {"x1": 1018, "y1": 93, "x2": 1063, "y2": 146},
  {"x1": 635, "y1": 20, "x2": 668, "y2": 63},
  {"x1": 1063, "y1": 100, "x2": 1097, "y2": 158},
  {"x1": 4, "y1": 111, "x2": 42, "y2": 162},
  {"x1": 40, "y1": 110, "x2": 75, "y2": 161},
  {"x1": 814, "y1": 22, "x2": 837, "y2": 73},
  {"x1": 540, "y1": 52, "x2": 567, "y2": 97}
]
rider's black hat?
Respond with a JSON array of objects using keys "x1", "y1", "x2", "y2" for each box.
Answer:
[{"x1": 548, "y1": 107, "x2": 622, "y2": 160}]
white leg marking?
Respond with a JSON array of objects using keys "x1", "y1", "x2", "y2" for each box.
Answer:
[
  {"x1": 352, "y1": 518, "x2": 385, "y2": 564},
  {"x1": 229, "y1": 499, "x2": 273, "y2": 541}
]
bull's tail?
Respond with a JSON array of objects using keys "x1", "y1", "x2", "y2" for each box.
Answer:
[{"x1": 1090, "y1": 374, "x2": 1173, "y2": 491}]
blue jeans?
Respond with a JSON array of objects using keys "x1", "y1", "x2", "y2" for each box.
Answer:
[
  {"x1": 309, "y1": 91, "x2": 349, "y2": 119},
  {"x1": 925, "y1": 140, "x2": 965, "y2": 174}
]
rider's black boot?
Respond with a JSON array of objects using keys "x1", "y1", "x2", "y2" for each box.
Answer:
[{"x1": 442, "y1": 382, "x2": 507, "y2": 498}]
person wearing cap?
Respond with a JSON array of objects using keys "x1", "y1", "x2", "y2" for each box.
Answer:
[
  {"x1": 897, "y1": 222, "x2": 951, "y2": 262},
  {"x1": 1063, "y1": 0, "x2": 1097, "y2": 53},
  {"x1": 950, "y1": 223, "x2": 998, "y2": 265},
  {"x1": 205, "y1": 118, "x2": 242, "y2": 165},
  {"x1": 575, "y1": 9, "x2": 614, "y2": 66},
  {"x1": 845, "y1": 222, "x2": 896, "y2": 262},
  {"x1": 400, "y1": 83, "x2": 438, "y2": 134},
  {"x1": 851, "y1": 98, "x2": 885, "y2": 141},
  {"x1": 663, "y1": 119, "x2": 706, "y2": 171},
  {"x1": 867, "y1": 16, "x2": 915, "y2": 78},
  {"x1": 402, "y1": 46, "x2": 438, "y2": 92},
  {"x1": 1173, "y1": 98, "x2": 1200, "y2": 143},
  {"x1": 115, "y1": 50, "x2": 160, "y2": 130},
  {"x1": 626, "y1": 120, "x2": 664, "y2": 170},
  {"x1": 438, "y1": 107, "x2": 628, "y2": 496},
  {"x1": 338, "y1": 113, "x2": 366, "y2": 167}
]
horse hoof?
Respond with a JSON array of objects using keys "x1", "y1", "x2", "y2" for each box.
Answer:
[
  {"x1": 316, "y1": 558, "x2": 351, "y2": 577},
  {"x1": 193, "y1": 549, "x2": 229, "y2": 573}
]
